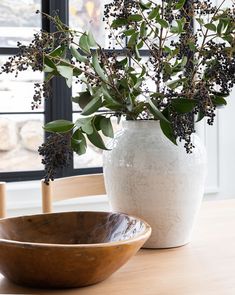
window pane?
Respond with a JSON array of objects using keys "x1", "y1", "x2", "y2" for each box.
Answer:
[
  {"x1": 0, "y1": 56, "x2": 44, "y2": 112},
  {"x1": 72, "y1": 78, "x2": 83, "y2": 112},
  {"x1": 70, "y1": 0, "x2": 122, "y2": 48},
  {"x1": 0, "y1": 0, "x2": 41, "y2": 47},
  {"x1": 0, "y1": 114, "x2": 44, "y2": 172}
]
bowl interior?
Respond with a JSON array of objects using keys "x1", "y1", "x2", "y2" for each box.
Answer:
[{"x1": 0, "y1": 211, "x2": 147, "y2": 245}]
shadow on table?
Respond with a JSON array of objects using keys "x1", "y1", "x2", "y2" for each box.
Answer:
[{"x1": 0, "y1": 277, "x2": 88, "y2": 295}]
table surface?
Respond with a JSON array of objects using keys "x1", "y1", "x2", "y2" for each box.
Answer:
[{"x1": 0, "y1": 199, "x2": 235, "y2": 295}]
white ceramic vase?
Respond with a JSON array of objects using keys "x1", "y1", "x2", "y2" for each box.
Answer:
[{"x1": 103, "y1": 121, "x2": 207, "y2": 248}]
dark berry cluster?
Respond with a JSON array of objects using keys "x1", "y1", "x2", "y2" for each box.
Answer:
[
  {"x1": 170, "y1": 111, "x2": 196, "y2": 153},
  {"x1": 104, "y1": 0, "x2": 138, "y2": 20},
  {"x1": 38, "y1": 133, "x2": 72, "y2": 184},
  {"x1": 32, "y1": 82, "x2": 51, "y2": 110},
  {"x1": 0, "y1": 32, "x2": 53, "y2": 76},
  {"x1": 193, "y1": 83, "x2": 216, "y2": 125},
  {"x1": 193, "y1": 0, "x2": 217, "y2": 15},
  {"x1": 203, "y1": 41, "x2": 235, "y2": 94}
]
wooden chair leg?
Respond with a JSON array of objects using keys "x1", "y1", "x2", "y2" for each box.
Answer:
[
  {"x1": 41, "y1": 181, "x2": 53, "y2": 213},
  {"x1": 0, "y1": 183, "x2": 6, "y2": 218}
]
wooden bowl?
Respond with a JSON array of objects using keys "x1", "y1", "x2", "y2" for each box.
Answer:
[{"x1": 0, "y1": 211, "x2": 151, "y2": 288}]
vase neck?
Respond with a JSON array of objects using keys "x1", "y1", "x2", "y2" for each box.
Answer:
[{"x1": 122, "y1": 120, "x2": 160, "y2": 130}]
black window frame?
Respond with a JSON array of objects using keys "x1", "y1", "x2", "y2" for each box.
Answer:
[
  {"x1": 0, "y1": 0, "x2": 192, "y2": 182},
  {"x1": 0, "y1": 0, "x2": 103, "y2": 182}
]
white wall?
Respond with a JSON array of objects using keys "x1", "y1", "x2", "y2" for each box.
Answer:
[
  {"x1": 198, "y1": 87, "x2": 235, "y2": 199},
  {"x1": 196, "y1": 0, "x2": 235, "y2": 199}
]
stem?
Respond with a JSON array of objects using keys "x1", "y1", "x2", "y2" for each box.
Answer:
[
  {"x1": 156, "y1": 0, "x2": 164, "y2": 92},
  {"x1": 47, "y1": 54, "x2": 116, "y2": 89},
  {"x1": 99, "y1": 48, "x2": 124, "y2": 100},
  {"x1": 191, "y1": 0, "x2": 226, "y2": 88}
]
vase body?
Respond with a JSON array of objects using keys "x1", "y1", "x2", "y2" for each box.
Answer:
[{"x1": 103, "y1": 121, "x2": 207, "y2": 248}]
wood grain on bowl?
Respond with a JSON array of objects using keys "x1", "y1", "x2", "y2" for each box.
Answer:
[{"x1": 0, "y1": 211, "x2": 151, "y2": 288}]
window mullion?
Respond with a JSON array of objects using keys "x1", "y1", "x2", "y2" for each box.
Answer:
[{"x1": 44, "y1": 0, "x2": 73, "y2": 178}]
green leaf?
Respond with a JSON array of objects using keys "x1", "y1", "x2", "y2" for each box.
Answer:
[
  {"x1": 123, "y1": 29, "x2": 136, "y2": 36},
  {"x1": 87, "y1": 123, "x2": 108, "y2": 150},
  {"x1": 160, "y1": 120, "x2": 177, "y2": 145},
  {"x1": 180, "y1": 56, "x2": 188, "y2": 67},
  {"x1": 44, "y1": 120, "x2": 74, "y2": 133},
  {"x1": 73, "y1": 67, "x2": 82, "y2": 76},
  {"x1": 148, "y1": 100, "x2": 169, "y2": 123},
  {"x1": 101, "y1": 87, "x2": 122, "y2": 106},
  {"x1": 81, "y1": 96, "x2": 102, "y2": 116},
  {"x1": 127, "y1": 32, "x2": 139, "y2": 48},
  {"x1": 100, "y1": 117, "x2": 114, "y2": 138},
  {"x1": 204, "y1": 23, "x2": 217, "y2": 32},
  {"x1": 44, "y1": 65, "x2": 54, "y2": 73},
  {"x1": 175, "y1": 0, "x2": 186, "y2": 10},
  {"x1": 71, "y1": 129, "x2": 87, "y2": 155},
  {"x1": 212, "y1": 96, "x2": 227, "y2": 106},
  {"x1": 126, "y1": 93, "x2": 134, "y2": 112},
  {"x1": 140, "y1": 21, "x2": 147, "y2": 37},
  {"x1": 211, "y1": 91, "x2": 230, "y2": 97},
  {"x1": 44, "y1": 56, "x2": 57, "y2": 70},
  {"x1": 139, "y1": 0, "x2": 151, "y2": 10},
  {"x1": 134, "y1": 45, "x2": 141, "y2": 60},
  {"x1": 163, "y1": 62, "x2": 172, "y2": 81},
  {"x1": 188, "y1": 41, "x2": 197, "y2": 51},
  {"x1": 170, "y1": 26, "x2": 179, "y2": 34},
  {"x1": 49, "y1": 45, "x2": 66, "y2": 58},
  {"x1": 92, "y1": 52, "x2": 108, "y2": 82},
  {"x1": 139, "y1": 66, "x2": 146, "y2": 78},
  {"x1": 56, "y1": 65, "x2": 73, "y2": 88},
  {"x1": 167, "y1": 78, "x2": 185, "y2": 89},
  {"x1": 196, "y1": 18, "x2": 204, "y2": 25},
  {"x1": 196, "y1": 111, "x2": 205, "y2": 122},
  {"x1": 72, "y1": 91, "x2": 93, "y2": 109},
  {"x1": 128, "y1": 14, "x2": 143, "y2": 22},
  {"x1": 171, "y1": 18, "x2": 185, "y2": 34},
  {"x1": 217, "y1": 18, "x2": 229, "y2": 35},
  {"x1": 70, "y1": 45, "x2": 87, "y2": 63},
  {"x1": 157, "y1": 18, "x2": 169, "y2": 29},
  {"x1": 137, "y1": 40, "x2": 144, "y2": 49},
  {"x1": 171, "y1": 98, "x2": 197, "y2": 113},
  {"x1": 222, "y1": 34, "x2": 234, "y2": 45},
  {"x1": 75, "y1": 117, "x2": 93, "y2": 134},
  {"x1": 217, "y1": 19, "x2": 225, "y2": 36},
  {"x1": 117, "y1": 57, "x2": 128, "y2": 67},
  {"x1": 164, "y1": 46, "x2": 172, "y2": 54},
  {"x1": 87, "y1": 31, "x2": 97, "y2": 47},
  {"x1": 154, "y1": 27, "x2": 159, "y2": 37},
  {"x1": 93, "y1": 115, "x2": 103, "y2": 131},
  {"x1": 111, "y1": 18, "x2": 128, "y2": 28},
  {"x1": 148, "y1": 7, "x2": 160, "y2": 20},
  {"x1": 79, "y1": 34, "x2": 91, "y2": 54}
]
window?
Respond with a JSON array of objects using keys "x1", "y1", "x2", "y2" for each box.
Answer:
[
  {"x1": 0, "y1": 0, "x2": 195, "y2": 182},
  {"x1": 0, "y1": 0, "x2": 105, "y2": 182},
  {"x1": 0, "y1": 0, "x2": 44, "y2": 181}
]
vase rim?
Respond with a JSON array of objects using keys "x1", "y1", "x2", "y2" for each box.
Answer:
[{"x1": 122, "y1": 120, "x2": 160, "y2": 129}]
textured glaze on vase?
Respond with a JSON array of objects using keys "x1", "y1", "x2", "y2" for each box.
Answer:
[
  {"x1": 0, "y1": 211, "x2": 151, "y2": 288},
  {"x1": 103, "y1": 121, "x2": 207, "y2": 248}
]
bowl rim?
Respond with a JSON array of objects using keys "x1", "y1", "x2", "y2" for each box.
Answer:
[{"x1": 0, "y1": 211, "x2": 152, "y2": 248}]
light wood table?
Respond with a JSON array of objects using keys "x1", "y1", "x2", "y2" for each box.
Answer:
[{"x1": 0, "y1": 199, "x2": 235, "y2": 295}]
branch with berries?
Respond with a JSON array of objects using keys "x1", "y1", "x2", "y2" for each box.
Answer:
[{"x1": 0, "y1": 0, "x2": 234, "y2": 182}]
